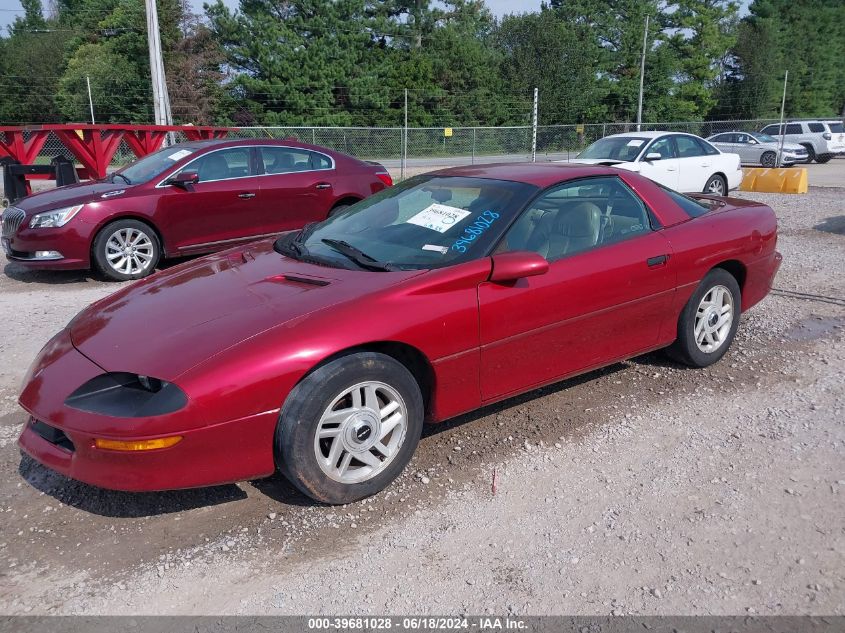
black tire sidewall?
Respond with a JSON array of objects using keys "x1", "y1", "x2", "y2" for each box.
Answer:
[
  {"x1": 93, "y1": 219, "x2": 160, "y2": 281},
  {"x1": 800, "y1": 144, "x2": 816, "y2": 161},
  {"x1": 328, "y1": 204, "x2": 350, "y2": 218},
  {"x1": 275, "y1": 352, "x2": 424, "y2": 504},
  {"x1": 704, "y1": 175, "x2": 726, "y2": 195},
  {"x1": 761, "y1": 151, "x2": 776, "y2": 167},
  {"x1": 815, "y1": 154, "x2": 832, "y2": 164},
  {"x1": 672, "y1": 269, "x2": 741, "y2": 368}
]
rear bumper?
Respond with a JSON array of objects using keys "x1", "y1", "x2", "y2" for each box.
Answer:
[{"x1": 742, "y1": 250, "x2": 782, "y2": 312}]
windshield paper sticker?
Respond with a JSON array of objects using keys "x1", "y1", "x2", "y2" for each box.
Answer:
[
  {"x1": 422, "y1": 244, "x2": 449, "y2": 254},
  {"x1": 451, "y1": 210, "x2": 500, "y2": 253},
  {"x1": 167, "y1": 149, "x2": 193, "y2": 162},
  {"x1": 406, "y1": 204, "x2": 471, "y2": 233},
  {"x1": 626, "y1": 139, "x2": 644, "y2": 147}
]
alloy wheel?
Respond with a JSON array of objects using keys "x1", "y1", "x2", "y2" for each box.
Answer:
[
  {"x1": 105, "y1": 227, "x2": 155, "y2": 276},
  {"x1": 314, "y1": 381, "x2": 408, "y2": 484},
  {"x1": 694, "y1": 284, "x2": 734, "y2": 353},
  {"x1": 706, "y1": 177, "x2": 725, "y2": 195}
]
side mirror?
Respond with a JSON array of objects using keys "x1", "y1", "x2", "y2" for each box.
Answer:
[
  {"x1": 644, "y1": 152, "x2": 662, "y2": 162},
  {"x1": 490, "y1": 251, "x2": 549, "y2": 283},
  {"x1": 165, "y1": 171, "x2": 199, "y2": 189}
]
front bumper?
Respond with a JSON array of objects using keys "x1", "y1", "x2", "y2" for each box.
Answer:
[
  {"x1": 16, "y1": 329, "x2": 279, "y2": 491},
  {"x1": 2, "y1": 224, "x2": 92, "y2": 270}
]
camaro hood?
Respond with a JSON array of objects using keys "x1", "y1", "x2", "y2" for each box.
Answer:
[
  {"x1": 14, "y1": 181, "x2": 132, "y2": 215},
  {"x1": 70, "y1": 240, "x2": 421, "y2": 381}
]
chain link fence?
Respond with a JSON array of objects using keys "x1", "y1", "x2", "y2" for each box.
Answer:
[{"x1": 22, "y1": 118, "x2": 782, "y2": 174}]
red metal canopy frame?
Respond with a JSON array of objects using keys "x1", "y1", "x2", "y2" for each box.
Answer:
[{"x1": 0, "y1": 124, "x2": 233, "y2": 181}]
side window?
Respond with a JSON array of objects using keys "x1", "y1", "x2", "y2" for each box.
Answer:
[
  {"x1": 716, "y1": 133, "x2": 734, "y2": 143},
  {"x1": 184, "y1": 148, "x2": 253, "y2": 183},
  {"x1": 699, "y1": 138, "x2": 720, "y2": 155},
  {"x1": 675, "y1": 135, "x2": 705, "y2": 158},
  {"x1": 645, "y1": 137, "x2": 677, "y2": 159},
  {"x1": 761, "y1": 125, "x2": 779, "y2": 135},
  {"x1": 785, "y1": 123, "x2": 802, "y2": 135},
  {"x1": 808, "y1": 123, "x2": 824, "y2": 133},
  {"x1": 735, "y1": 133, "x2": 747, "y2": 143},
  {"x1": 260, "y1": 147, "x2": 315, "y2": 174},
  {"x1": 501, "y1": 177, "x2": 651, "y2": 262},
  {"x1": 311, "y1": 152, "x2": 333, "y2": 170}
]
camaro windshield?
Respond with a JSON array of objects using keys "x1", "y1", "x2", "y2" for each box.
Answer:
[
  {"x1": 112, "y1": 145, "x2": 198, "y2": 184},
  {"x1": 275, "y1": 175, "x2": 538, "y2": 270},
  {"x1": 577, "y1": 137, "x2": 649, "y2": 162}
]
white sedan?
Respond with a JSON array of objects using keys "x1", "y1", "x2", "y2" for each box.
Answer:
[{"x1": 566, "y1": 131, "x2": 743, "y2": 195}]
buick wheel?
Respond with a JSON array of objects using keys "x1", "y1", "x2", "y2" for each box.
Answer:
[
  {"x1": 760, "y1": 151, "x2": 777, "y2": 168},
  {"x1": 275, "y1": 352, "x2": 424, "y2": 504},
  {"x1": 93, "y1": 219, "x2": 160, "y2": 281},
  {"x1": 667, "y1": 268, "x2": 741, "y2": 368},
  {"x1": 703, "y1": 174, "x2": 727, "y2": 196}
]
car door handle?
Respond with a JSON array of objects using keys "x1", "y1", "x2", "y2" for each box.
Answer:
[
  {"x1": 315, "y1": 183, "x2": 332, "y2": 190},
  {"x1": 238, "y1": 192, "x2": 256, "y2": 199},
  {"x1": 647, "y1": 254, "x2": 669, "y2": 267}
]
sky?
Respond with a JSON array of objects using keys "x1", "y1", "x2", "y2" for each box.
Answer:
[{"x1": 0, "y1": 0, "x2": 545, "y2": 32}]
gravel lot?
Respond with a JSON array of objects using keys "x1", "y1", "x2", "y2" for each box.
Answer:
[{"x1": 0, "y1": 184, "x2": 843, "y2": 615}]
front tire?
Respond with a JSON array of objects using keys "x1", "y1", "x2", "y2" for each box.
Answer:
[
  {"x1": 801, "y1": 144, "x2": 816, "y2": 162},
  {"x1": 327, "y1": 203, "x2": 350, "y2": 218},
  {"x1": 668, "y1": 268, "x2": 741, "y2": 368},
  {"x1": 703, "y1": 174, "x2": 727, "y2": 196},
  {"x1": 92, "y1": 219, "x2": 160, "y2": 281},
  {"x1": 275, "y1": 352, "x2": 424, "y2": 504},
  {"x1": 815, "y1": 153, "x2": 832, "y2": 164},
  {"x1": 760, "y1": 151, "x2": 777, "y2": 168}
]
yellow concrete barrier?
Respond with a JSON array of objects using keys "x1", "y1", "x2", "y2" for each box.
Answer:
[{"x1": 739, "y1": 167, "x2": 808, "y2": 194}]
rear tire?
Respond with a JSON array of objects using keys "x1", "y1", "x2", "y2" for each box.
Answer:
[
  {"x1": 703, "y1": 174, "x2": 727, "y2": 196},
  {"x1": 760, "y1": 151, "x2": 777, "y2": 168},
  {"x1": 815, "y1": 154, "x2": 832, "y2": 164},
  {"x1": 800, "y1": 143, "x2": 816, "y2": 162},
  {"x1": 92, "y1": 219, "x2": 160, "y2": 281},
  {"x1": 275, "y1": 352, "x2": 424, "y2": 504},
  {"x1": 667, "y1": 268, "x2": 741, "y2": 368}
]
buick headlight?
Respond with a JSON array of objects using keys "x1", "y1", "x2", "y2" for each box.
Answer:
[
  {"x1": 65, "y1": 372, "x2": 188, "y2": 417},
  {"x1": 30, "y1": 204, "x2": 84, "y2": 229}
]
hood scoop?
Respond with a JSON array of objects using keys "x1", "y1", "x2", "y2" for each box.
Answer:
[{"x1": 264, "y1": 273, "x2": 332, "y2": 288}]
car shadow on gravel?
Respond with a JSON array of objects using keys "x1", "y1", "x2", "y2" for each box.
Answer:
[
  {"x1": 3, "y1": 262, "x2": 99, "y2": 285},
  {"x1": 18, "y1": 454, "x2": 247, "y2": 517},
  {"x1": 814, "y1": 215, "x2": 845, "y2": 235}
]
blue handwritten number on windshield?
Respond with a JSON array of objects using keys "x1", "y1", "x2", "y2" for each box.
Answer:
[{"x1": 451, "y1": 210, "x2": 500, "y2": 253}]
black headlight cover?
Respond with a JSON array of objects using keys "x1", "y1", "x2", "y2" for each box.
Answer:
[{"x1": 64, "y1": 372, "x2": 188, "y2": 417}]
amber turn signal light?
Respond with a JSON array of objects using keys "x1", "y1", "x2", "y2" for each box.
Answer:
[{"x1": 94, "y1": 436, "x2": 183, "y2": 451}]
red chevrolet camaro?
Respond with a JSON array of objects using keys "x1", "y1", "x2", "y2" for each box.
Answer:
[{"x1": 17, "y1": 163, "x2": 781, "y2": 504}]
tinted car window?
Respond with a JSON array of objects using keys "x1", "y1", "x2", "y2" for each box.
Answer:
[
  {"x1": 312, "y1": 152, "x2": 333, "y2": 169},
  {"x1": 761, "y1": 125, "x2": 779, "y2": 135},
  {"x1": 711, "y1": 133, "x2": 733, "y2": 143},
  {"x1": 260, "y1": 147, "x2": 316, "y2": 174},
  {"x1": 118, "y1": 145, "x2": 198, "y2": 184},
  {"x1": 785, "y1": 123, "x2": 802, "y2": 134},
  {"x1": 659, "y1": 185, "x2": 712, "y2": 218},
  {"x1": 502, "y1": 177, "x2": 651, "y2": 262},
  {"x1": 645, "y1": 137, "x2": 677, "y2": 159},
  {"x1": 183, "y1": 148, "x2": 253, "y2": 182},
  {"x1": 829, "y1": 123, "x2": 844, "y2": 133},
  {"x1": 808, "y1": 123, "x2": 825, "y2": 133},
  {"x1": 675, "y1": 136, "x2": 705, "y2": 158},
  {"x1": 577, "y1": 137, "x2": 649, "y2": 161}
]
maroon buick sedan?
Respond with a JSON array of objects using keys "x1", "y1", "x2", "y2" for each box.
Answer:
[{"x1": 1, "y1": 139, "x2": 392, "y2": 280}]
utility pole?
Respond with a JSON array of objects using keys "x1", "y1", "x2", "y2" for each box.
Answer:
[
  {"x1": 402, "y1": 89, "x2": 408, "y2": 182},
  {"x1": 85, "y1": 76, "x2": 95, "y2": 124},
  {"x1": 531, "y1": 87, "x2": 538, "y2": 162},
  {"x1": 636, "y1": 15, "x2": 649, "y2": 132},
  {"x1": 145, "y1": 0, "x2": 172, "y2": 133},
  {"x1": 776, "y1": 70, "x2": 788, "y2": 168}
]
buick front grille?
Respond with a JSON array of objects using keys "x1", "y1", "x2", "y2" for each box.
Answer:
[{"x1": 2, "y1": 206, "x2": 26, "y2": 238}]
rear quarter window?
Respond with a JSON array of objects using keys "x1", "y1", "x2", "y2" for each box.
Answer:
[
  {"x1": 808, "y1": 123, "x2": 825, "y2": 133},
  {"x1": 659, "y1": 186, "x2": 712, "y2": 218},
  {"x1": 785, "y1": 123, "x2": 802, "y2": 134}
]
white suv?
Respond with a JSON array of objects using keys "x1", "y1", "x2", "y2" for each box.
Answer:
[{"x1": 759, "y1": 120, "x2": 845, "y2": 163}]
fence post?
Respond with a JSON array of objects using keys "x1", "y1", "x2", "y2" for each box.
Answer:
[
  {"x1": 531, "y1": 87, "x2": 538, "y2": 162},
  {"x1": 401, "y1": 89, "x2": 408, "y2": 181},
  {"x1": 472, "y1": 127, "x2": 476, "y2": 165}
]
